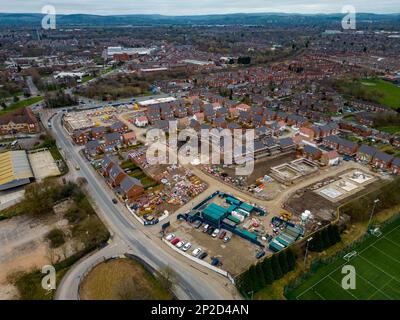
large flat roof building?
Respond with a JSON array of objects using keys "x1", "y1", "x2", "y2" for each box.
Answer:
[{"x1": 0, "y1": 150, "x2": 34, "y2": 191}]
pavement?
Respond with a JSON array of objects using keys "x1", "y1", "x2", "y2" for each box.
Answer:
[{"x1": 51, "y1": 112, "x2": 239, "y2": 300}]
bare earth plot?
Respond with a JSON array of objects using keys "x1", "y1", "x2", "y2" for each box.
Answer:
[
  {"x1": 287, "y1": 216, "x2": 400, "y2": 300},
  {"x1": 28, "y1": 150, "x2": 60, "y2": 181}
]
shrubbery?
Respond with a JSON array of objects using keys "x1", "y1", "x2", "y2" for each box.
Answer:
[{"x1": 237, "y1": 248, "x2": 297, "y2": 295}]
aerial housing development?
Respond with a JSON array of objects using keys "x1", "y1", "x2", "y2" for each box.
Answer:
[{"x1": 0, "y1": 1, "x2": 400, "y2": 310}]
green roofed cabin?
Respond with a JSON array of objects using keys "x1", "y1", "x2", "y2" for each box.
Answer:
[
  {"x1": 226, "y1": 196, "x2": 240, "y2": 206},
  {"x1": 202, "y1": 203, "x2": 229, "y2": 226},
  {"x1": 239, "y1": 202, "x2": 254, "y2": 213}
]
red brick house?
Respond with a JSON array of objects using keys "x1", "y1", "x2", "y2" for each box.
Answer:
[
  {"x1": 72, "y1": 130, "x2": 88, "y2": 145},
  {"x1": 120, "y1": 175, "x2": 144, "y2": 202},
  {"x1": 303, "y1": 144, "x2": 322, "y2": 160}
]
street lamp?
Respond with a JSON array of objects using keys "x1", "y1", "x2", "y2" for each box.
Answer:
[
  {"x1": 368, "y1": 199, "x2": 380, "y2": 230},
  {"x1": 304, "y1": 237, "x2": 313, "y2": 266}
]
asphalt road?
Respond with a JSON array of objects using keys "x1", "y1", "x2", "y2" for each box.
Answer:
[{"x1": 51, "y1": 112, "x2": 236, "y2": 300}]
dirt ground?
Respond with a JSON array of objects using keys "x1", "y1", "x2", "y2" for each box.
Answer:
[
  {"x1": 283, "y1": 169, "x2": 385, "y2": 232},
  {"x1": 28, "y1": 150, "x2": 60, "y2": 180},
  {"x1": 0, "y1": 200, "x2": 81, "y2": 300},
  {"x1": 79, "y1": 258, "x2": 173, "y2": 300},
  {"x1": 168, "y1": 220, "x2": 261, "y2": 276}
]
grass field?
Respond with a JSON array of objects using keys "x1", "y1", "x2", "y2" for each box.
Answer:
[
  {"x1": 286, "y1": 216, "x2": 400, "y2": 300},
  {"x1": 0, "y1": 96, "x2": 43, "y2": 116},
  {"x1": 360, "y1": 79, "x2": 400, "y2": 110},
  {"x1": 80, "y1": 258, "x2": 173, "y2": 300}
]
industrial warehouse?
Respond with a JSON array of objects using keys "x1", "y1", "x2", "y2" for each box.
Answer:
[{"x1": 0, "y1": 151, "x2": 34, "y2": 191}]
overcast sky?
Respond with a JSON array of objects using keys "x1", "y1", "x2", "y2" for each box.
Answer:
[{"x1": 1, "y1": 0, "x2": 399, "y2": 15}]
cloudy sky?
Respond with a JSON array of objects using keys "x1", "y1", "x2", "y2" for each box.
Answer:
[{"x1": 1, "y1": 0, "x2": 399, "y2": 15}]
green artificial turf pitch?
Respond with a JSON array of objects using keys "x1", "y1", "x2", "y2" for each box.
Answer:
[{"x1": 287, "y1": 218, "x2": 400, "y2": 300}]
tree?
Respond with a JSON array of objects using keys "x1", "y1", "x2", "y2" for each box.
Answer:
[
  {"x1": 270, "y1": 254, "x2": 283, "y2": 280},
  {"x1": 278, "y1": 251, "x2": 289, "y2": 274},
  {"x1": 310, "y1": 232, "x2": 323, "y2": 252},
  {"x1": 261, "y1": 258, "x2": 274, "y2": 285},
  {"x1": 321, "y1": 228, "x2": 331, "y2": 249},
  {"x1": 248, "y1": 265, "x2": 260, "y2": 292},
  {"x1": 255, "y1": 263, "x2": 266, "y2": 289},
  {"x1": 286, "y1": 249, "x2": 297, "y2": 271}
]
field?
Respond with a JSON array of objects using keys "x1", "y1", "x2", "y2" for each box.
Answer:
[
  {"x1": 0, "y1": 96, "x2": 43, "y2": 116},
  {"x1": 286, "y1": 216, "x2": 400, "y2": 300},
  {"x1": 79, "y1": 258, "x2": 173, "y2": 300},
  {"x1": 360, "y1": 79, "x2": 400, "y2": 110}
]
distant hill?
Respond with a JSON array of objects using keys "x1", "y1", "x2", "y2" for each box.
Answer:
[{"x1": 0, "y1": 12, "x2": 399, "y2": 27}]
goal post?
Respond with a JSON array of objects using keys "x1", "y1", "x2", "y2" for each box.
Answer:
[{"x1": 343, "y1": 251, "x2": 358, "y2": 262}]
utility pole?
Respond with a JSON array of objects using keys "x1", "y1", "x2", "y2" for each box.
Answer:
[
  {"x1": 304, "y1": 237, "x2": 313, "y2": 266},
  {"x1": 368, "y1": 198, "x2": 380, "y2": 231}
]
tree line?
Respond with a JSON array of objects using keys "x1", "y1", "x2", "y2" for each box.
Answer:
[
  {"x1": 237, "y1": 248, "x2": 296, "y2": 295},
  {"x1": 309, "y1": 224, "x2": 341, "y2": 252}
]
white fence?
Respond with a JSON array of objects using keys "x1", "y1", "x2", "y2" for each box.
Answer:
[{"x1": 162, "y1": 238, "x2": 230, "y2": 278}]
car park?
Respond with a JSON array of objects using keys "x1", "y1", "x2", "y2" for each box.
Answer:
[
  {"x1": 218, "y1": 230, "x2": 226, "y2": 239},
  {"x1": 165, "y1": 233, "x2": 175, "y2": 241},
  {"x1": 176, "y1": 241, "x2": 185, "y2": 248},
  {"x1": 171, "y1": 238, "x2": 180, "y2": 245},
  {"x1": 198, "y1": 251, "x2": 208, "y2": 260},
  {"x1": 182, "y1": 242, "x2": 192, "y2": 251},
  {"x1": 212, "y1": 228, "x2": 220, "y2": 238},
  {"x1": 192, "y1": 248, "x2": 202, "y2": 257}
]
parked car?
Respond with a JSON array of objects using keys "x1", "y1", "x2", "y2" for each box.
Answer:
[
  {"x1": 211, "y1": 258, "x2": 221, "y2": 266},
  {"x1": 203, "y1": 224, "x2": 209, "y2": 233},
  {"x1": 218, "y1": 230, "x2": 226, "y2": 239},
  {"x1": 192, "y1": 248, "x2": 202, "y2": 257},
  {"x1": 194, "y1": 221, "x2": 202, "y2": 229},
  {"x1": 207, "y1": 227, "x2": 215, "y2": 235},
  {"x1": 176, "y1": 241, "x2": 185, "y2": 248},
  {"x1": 182, "y1": 242, "x2": 192, "y2": 251},
  {"x1": 112, "y1": 198, "x2": 118, "y2": 204},
  {"x1": 165, "y1": 233, "x2": 175, "y2": 241},
  {"x1": 171, "y1": 238, "x2": 180, "y2": 245},
  {"x1": 223, "y1": 236, "x2": 231, "y2": 243},
  {"x1": 198, "y1": 251, "x2": 208, "y2": 260},
  {"x1": 256, "y1": 251, "x2": 266, "y2": 259},
  {"x1": 212, "y1": 228, "x2": 220, "y2": 238}
]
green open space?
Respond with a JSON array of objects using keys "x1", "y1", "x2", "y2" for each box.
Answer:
[
  {"x1": 286, "y1": 215, "x2": 400, "y2": 300},
  {"x1": 0, "y1": 96, "x2": 43, "y2": 116}
]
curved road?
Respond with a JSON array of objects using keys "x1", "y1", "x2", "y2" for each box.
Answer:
[{"x1": 51, "y1": 113, "x2": 238, "y2": 300}]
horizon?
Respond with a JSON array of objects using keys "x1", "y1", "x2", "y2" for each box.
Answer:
[{"x1": 1, "y1": 0, "x2": 400, "y2": 16}]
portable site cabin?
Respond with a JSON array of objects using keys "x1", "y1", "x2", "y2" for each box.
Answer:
[
  {"x1": 276, "y1": 235, "x2": 291, "y2": 247},
  {"x1": 227, "y1": 204, "x2": 237, "y2": 213},
  {"x1": 202, "y1": 203, "x2": 229, "y2": 227},
  {"x1": 239, "y1": 202, "x2": 254, "y2": 213},
  {"x1": 226, "y1": 196, "x2": 241, "y2": 206},
  {"x1": 222, "y1": 218, "x2": 237, "y2": 228},
  {"x1": 227, "y1": 214, "x2": 241, "y2": 224},
  {"x1": 269, "y1": 240, "x2": 285, "y2": 252}
]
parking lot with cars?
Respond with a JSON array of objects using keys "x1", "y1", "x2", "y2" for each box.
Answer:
[{"x1": 165, "y1": 218, "x2": 261, "y2": 275}]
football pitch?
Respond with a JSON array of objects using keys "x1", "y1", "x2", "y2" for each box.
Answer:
[{"x1": 287, "y1": 217, "x2": 400, "y2": 300}]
